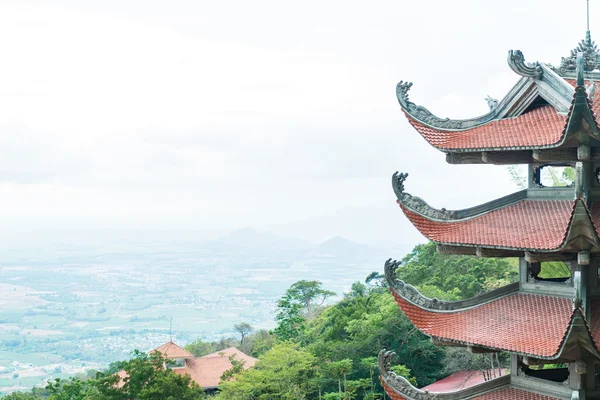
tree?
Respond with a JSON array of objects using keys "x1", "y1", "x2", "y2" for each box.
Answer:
[
  {"x1": 274, "y1": 280, "x2": 335, "y2": 340},
  {"x1": 3, "y1": 393, "x2": 41, "y2": 400},
  {"x1": 216, "y1": 342, "x2": 318, "y2": 400},
  {"x1": 221, "y1": 355, "x2": 246, "y2": 382},
  {"x1": 395, "y1": 242, "x2": 518, "y2": 299},
  {"x1": 286, "y1": 280, "x2": 336, "y2": 318},
  {"x1": 234, "y1": 322, "x2": 253, "y2": 345},
  {"x1": 184, "y1": 339, "x2": 217, "y2": 357}
]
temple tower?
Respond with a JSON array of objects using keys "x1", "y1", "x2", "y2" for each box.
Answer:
[{"x1": 379, "y1": 31, "x2": 600, "y2": 400}]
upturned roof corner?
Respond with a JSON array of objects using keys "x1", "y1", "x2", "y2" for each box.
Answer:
[{"x1": 508, "y1": 50, "x2": 543, "y2": 79}]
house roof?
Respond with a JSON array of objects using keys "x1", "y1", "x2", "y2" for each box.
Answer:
[
  {"x1": 173, "y1": 347, "x2": 258, "y2": 388},
  {"x1": 201, "y1": 347, "x2": 258, "y2": 368},
  {"x1": 152, "y1": 341, "x2": 194, "y2": 359},
  {"x1": 391, "y1": 291, "x2": 573, "y2": 358}
]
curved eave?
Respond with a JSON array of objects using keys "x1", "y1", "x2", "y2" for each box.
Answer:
[
  {"x1": 399, "y1": 72, "x2": 599, "y2": 155},
  {"x1": 379, "y1": 351, "x2": 563, "y2": 400},
  {"x1": 389, "y1": 286, "x2": 600, "y2": 360},
  {"x1": 392, "y1": 175, "x2": 596, "y2": 252},
  {"x1": 384, "y1": 258, "x2": 520, "y2": 312}
]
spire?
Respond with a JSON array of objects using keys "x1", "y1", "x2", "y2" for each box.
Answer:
[
  {"x1": 559, "y1": 32, "x2": 600, "y2": 75},
  {"x1": 557, "y1": 2, "x2": 600, "y2": 75}
]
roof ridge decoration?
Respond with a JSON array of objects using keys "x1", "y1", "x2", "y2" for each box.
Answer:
[
  {"x1": 508, "y1": 50, "x2": 543, "y2": 79},
  {"x1": 392, "y1": 172, "x2": 458, "y2": 220},
  {"x1": 378, "y1": 350, "x2": 436, "y2": 400},
  {"x1": 397, "y1": 81, "x2": 502, "y2": 130},
  {"x1": 384, "y1": 258, "x2": 521, "y2": 312},
  {"x1": 559, "y1": 31, "x2": 600, "y2": 76},
  {"x1": 378, "y1": 350, "x2": 512, "y2": 400},
  {"x1": 393, "y1": 172, "x2": 530, "y2": 221}
]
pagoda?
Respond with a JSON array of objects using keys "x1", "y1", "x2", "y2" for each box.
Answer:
[{"x1": 378, "y1": 29, "x2": 600, "y2": 400}]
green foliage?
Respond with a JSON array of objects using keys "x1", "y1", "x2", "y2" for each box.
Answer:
[
  {"x1": 396, "y1": 242, "x2": 518, "y2": 299},
  {"x1": 216, "y1": 342, "x2": 319, "y2": 400},
  {"x1": 184, "y1": 338, "x2": 220, "y2": 357},
  {"x1": 8, "y1": 350, "x2": 206, "y2": 400},
  {"x1": 221, "y1": 355, "x2": 246, "y2": 382},
  {"x1": 274, "y1": 280, "x2": 335, "y2": 340},
  {"x1": 3, "y1": 393, "x2": 43, "y2": 400},
  {"x1": 233, "y1": 322, "x2": 253, "y2": 345},
  {"x1": 539, "y1": 262, "x2": 571, "y2": 279}
]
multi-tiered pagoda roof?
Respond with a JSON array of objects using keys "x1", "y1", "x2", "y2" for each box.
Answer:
[{"x1": 381, "y1": 30, "x2": 600, "y2": 400}]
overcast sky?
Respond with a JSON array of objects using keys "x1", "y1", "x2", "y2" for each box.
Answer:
[{"x1": 0, "y1": 0, "x2": 595, "y2": 243}]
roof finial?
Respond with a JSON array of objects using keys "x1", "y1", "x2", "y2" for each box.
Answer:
[{"x1": 169, "y1": 316, "x2": 173, "y2": 341}]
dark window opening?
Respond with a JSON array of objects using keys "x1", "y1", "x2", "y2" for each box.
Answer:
[{"x1": 523, "y1": 96, "x2": 550, "y2": 113}]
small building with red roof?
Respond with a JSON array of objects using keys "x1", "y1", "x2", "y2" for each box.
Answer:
[{"x1": 116, "y1": 341, "x2": 258, "y2": 393}]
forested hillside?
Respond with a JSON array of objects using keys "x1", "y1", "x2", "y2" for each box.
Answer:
[{"x1": 6, "y1": 242, "x2": 569, "y2": 400}]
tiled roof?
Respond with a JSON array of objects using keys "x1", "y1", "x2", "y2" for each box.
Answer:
[
  {"x1": 392, "y1": 291, "x2": 573, "y2": 357},
  {"x1": 201, "y1": 347, "x2": 258, "y2": 368},
  {"x1": 400, "y1": 199, "x2": 576, "y2": 250},
  {"x1": 472, "y1": 388, "x2": 561, "y2": 400},
  {"x1": 405, "y1": 106, "x2": 567, "y2": 151},
  {"x1": 381, "y1": 381, "x2": 560, "y2": 400},
  {"x1": 421, "y1": 370, "x2": 507, "y2": 392},
  {"x1": 153, "y1": 341, "x2": 195, "y2": 359},
  {"x1": 589, "y1": 299, "x2": 600, "y2": 347},
  {"x1": 566, "y1": 78, "x2": 600, "y2": 117},
  {"x1": 174, "y1": 347, "x2": 258, "y2": 388}
]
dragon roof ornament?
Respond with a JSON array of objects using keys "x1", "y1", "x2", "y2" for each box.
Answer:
[
  {"x1": 558, "y1": 31, "x2": 600, "y2": 76},
  {"x1": 379, "y1": 350, "x2": 437, "y2": 400},
  {"x1": 385, "y1": 258, "x2": 520, "y2": 311},
  {"x1": 507, "y1": 50, "x2": 543, "y2": 79},
  {"x1": 379, "y1": 350, "x2": 512, "y2": 400},
  {"x1": 392, "y1": 172, "x2": 458, "y2": 220},
  {"x1": 396, "y1": 81, "x2": 501, "y2": 130}
]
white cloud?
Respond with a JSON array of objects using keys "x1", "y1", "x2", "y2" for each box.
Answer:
[{"x1": 0, "y1": 0, "x2": 588, "y2": 236}]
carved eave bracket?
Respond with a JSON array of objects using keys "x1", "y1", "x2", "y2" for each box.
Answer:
[
  {"x1": 508, "y1": 50, "x2": 543, "y2": 79},
  {"x1": 396, "y1": 80, "x2": 501, "y2": 131},
  {"x1": 379, "y1": 350, "x2": 511, "y2": 400},
  {"x1": 379, "y1": 350, "x2": 438, "y2": 400},
  {"x1": 392, "y1": 172, "x2": 459, "y2": 220},
  {"x1": 384, "y1": 258, "x2": 520, "y2": 312}
]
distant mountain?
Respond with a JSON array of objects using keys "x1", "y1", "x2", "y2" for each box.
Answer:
[
  {"x1": 305, "y1": 236, "x2": 382, "y2": 262},
  {"x1": 264, "y1": 204, "x2": 419, "y2": 256},
  {"x1": 208, "y1": 227, "x2": 314, "y2": 252}
]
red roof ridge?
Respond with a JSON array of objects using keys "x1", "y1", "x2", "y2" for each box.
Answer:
[{"x1": 152, "y1": 341, "x2": 194, "y2": 359}]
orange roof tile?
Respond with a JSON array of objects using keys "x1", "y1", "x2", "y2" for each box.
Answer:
[
  {"x1": 382, "y1": 380, "x2": 561, "y2": 399},
  {"x1": 153, "y1": 341, "x2": 194, "y2": 359},
  {"x1": 472, "y1": 388, "x2": 561, "y2": 400},
  {"x1": 589, "y1": 299, "x2": 600, "y2": 347},
  {"x1": 201, "y1": 347, "x2": 258, "y2": 368},
  {"x1": 392, "y1": 291, "x2": 573, "y2": 357},
  {"x1": 174, "y1": 347, "x2": 258, "y2": 388},
  {"x1": 421, "y1": 370, "x2": 507, "y2": 392},
  {"x1": 405, "y1": 106, "x2": 567, "y2": 151},
  {"x1": 400, "y1": 199, "x2": 575, "y2": 250}
]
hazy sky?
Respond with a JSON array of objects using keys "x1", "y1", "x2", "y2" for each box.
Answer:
[{"x1": 0, "y1": 0, "x2": 594, "y2": 242}]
